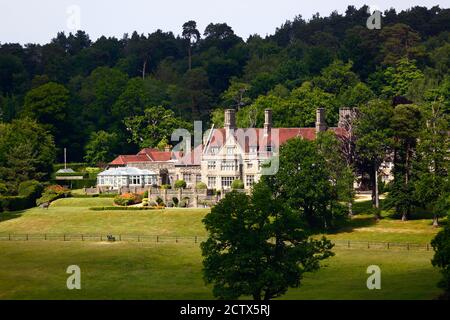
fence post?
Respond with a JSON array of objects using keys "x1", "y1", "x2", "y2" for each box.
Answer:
[
  {"x1": 407, "y1": 243, "x2": 409, "y2": 250},
  {"x1": 26, "y1": 234, "x2": 28, "y2": 241},
  {"x1": 156, "y1": 235, "x2": 159, "y2": 243},
  {"x1": 101, "y1": 235, "x2": 103, "y2": 241},
  {"x1": 368, "y1": 242, "x2": 370, "y2": 249},
  {"x1": 82, "y1": 234, "x2": 84, "y2": 241},
  {"x1": 387, "y1": 242, "x2": 389, "y2": 249},
  {"x1": 119, "y1": 235, "x2": 122, "y2": 241},
  {"x1": 45, "y1": 234, "x2": 47, "y2": 241},
  {"x1": 176, "y1": 236, "x2": 178, "y2": 243},
  {"x1": 195, "y1": 236, "x2": 197, "y2": 244},
  {"x1": 427, "y1": 244, "x2": 429, "y2": 251},
  {"x1": 64, "y1": 234, "x2": 66, "y2": 241},
  {"x1": 347, "y1": 240, "x2": 350, "y2": 248},
  {"x1": 138, "y1": 235, "x2": 140, "y2": 242}
]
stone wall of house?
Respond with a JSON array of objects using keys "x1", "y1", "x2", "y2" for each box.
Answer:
[{"x1": 147, "y1": 188, "x2": 215, "y2": 208}]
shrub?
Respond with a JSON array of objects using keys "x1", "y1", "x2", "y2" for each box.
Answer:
[
  {"x1": 114, "y1": 193, "x2": 142, "y2": 206},
  {"x1": 18, "y1": 180, "x2": 44, "y2": 206},
  {"x1": 174, "y1": 180, "x2": 187, "y2": 189},
  {"x1": 172, "y1": 197, "x2": 179, "y2": 206},
  {"x1": 70, "y1": 179, "x2": 97, "y2": 189},
  {"x1": 36, "y1": 185, "x2": 71, "y2": 206},
  {"x1": 142, "y1": 198, "x2": 149, "y2": 207},
  {"x1": 179, "y1": 197, "x2": 190, "y2": 208},
  {"x1": 231, "y1": 179, "x2": 244, "y2": 190},
  {"x1": 143, "y1": 190, "x2": 149, "y2": 198},
  {"x1": 161, "y1": 184, "x2": 171, "y2": 189},
  {"x1": 195, "y1": 182, "x2": 207, "y2": 190},
  {"x1": 0, "y1": 182, "x2": 8, "y2": 196},
  {"x1": 167, "y1": 201, "x2": 174, "y2": 208},
  {"x1": 432, "y1": 223, "x2": 450, "y2": 297},
  {"x1": 155, "y1": 196, "x2": 165, "y2": 207},
  {"x1": 0, "y1": 196, "x2": 29, "y2": 212}
]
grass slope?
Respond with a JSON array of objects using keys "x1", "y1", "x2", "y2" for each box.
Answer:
[
  {"x1": 0, "y1": 197, "x2": 444, "y2": 299},
  {"x1": 0, "y1": 198, "x2": 209, "y2": 236}
]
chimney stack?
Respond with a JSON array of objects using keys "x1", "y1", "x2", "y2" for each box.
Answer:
[
  {"x1": 264, "y1": 109, "x2": 272, "y2": 136},
  {"x1": 224, "y1": 109, "x2": 236, "y2": 131},
  {"x1": 315, "y1": 108, "x2": 327, "y2": 133}
]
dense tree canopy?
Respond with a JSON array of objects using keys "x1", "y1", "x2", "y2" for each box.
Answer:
[{"x1": 0, "y1": 4, "x2": 449, "y2": 198}]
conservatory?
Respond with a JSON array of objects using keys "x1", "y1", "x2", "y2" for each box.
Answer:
[{"x1": 97, "y1": 167, "x2": 158, "y2": 189}]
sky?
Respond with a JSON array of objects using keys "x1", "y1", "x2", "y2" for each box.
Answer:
[{"x1": 0, "y1": 0, "x2": 448, "y2": 44}]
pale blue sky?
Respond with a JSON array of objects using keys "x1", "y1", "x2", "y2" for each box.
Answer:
[{"x1": 0, "y1": 0, "x2": 448, "y2": 44}]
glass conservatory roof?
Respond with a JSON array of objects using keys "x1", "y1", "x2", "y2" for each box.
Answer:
[{"x1": 98, "y1": 167, "x2": 157, "y2": 176}]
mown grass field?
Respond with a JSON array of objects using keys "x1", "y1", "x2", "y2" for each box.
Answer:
[{"x1": 0, "y1": 197, "x2": 445, "y2": 300}]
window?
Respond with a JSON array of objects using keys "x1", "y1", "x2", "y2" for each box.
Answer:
[
  {"x1": 221, "y1": 176, "x2": 235, "y2": 188},
  {"x1": 266, "y1": 145, "x2": 272, "y2": 152},
  {"x1": 144, "y1": 175, "x2": 156, "y2": 185},
  {"x1": 221, "y1": 160, "x2": 235, "y2": 171},
  {"x1": 210, "y1": 147, "x2": 219, "y2": 155},
  {"x1": 249, "y1": 146, "x2": 257, "y2": 154},
  {"x1": 246, "y1": 175, "x2": 255, "y2": 187},
  {"x1": 247, "y1": 162, "x2": 253, "y2": 169},
  {"x1": 183, "y1": 174, "x2": 191, "y2": 182},
  {"x1": 208, "y1": 176, "x2": 216, "y2": 188},
  {"x1": 131, "y1": 176, "x2": 141, "y2": 185},
  {"x1": 207, "y1": 161, "x2": 216, "y2": 170},
  {"x1": 227, "y1": 147, "x2": 234, "y2": 155},
  {"x1": 196, "y1": 174, "x2": 202, "y2": 183}
]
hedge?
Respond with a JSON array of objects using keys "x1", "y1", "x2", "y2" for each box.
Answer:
[
  {"x1": 71, "y1": 194, "x2": 117, "y2": 198},
  {"x1": 89, "y1": 206, "x2": 163, "y2": 211},
  {"x1": 53, "y1": 163, "x2": 87, "y2": 172},
  {"x1": 0, "y1": 180, "x2": 44, "y2": 212},
  {"x1": 0, "y1": 196, "x2": 29, "y2": 212}
]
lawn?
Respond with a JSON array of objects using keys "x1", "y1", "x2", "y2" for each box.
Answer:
[
  {"x1": 0, "y1": 198, "x2": 209, "y2": 236},
  {"x1": 0, "y1": 197, "x2": 445, "y2": 299},
  {"x1": 0, "y1": 242, "x2": 441, "y2": 300}
]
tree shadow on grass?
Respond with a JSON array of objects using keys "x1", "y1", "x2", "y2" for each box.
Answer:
[
  {"x1": 383, "y1": 206, "x2": 440, "y2": 221},
  {"x1": 0, "y1": 210, "x2": 26, "y2": 223},
  {"x1": 328, "y1": 215, "x2": 378, "y2": 235},
  {"x1": 352, "y1": 200, "x2": 374, "y2": 215},
  {"x1": 325, "y1": 200, "x2": 384, "y2": 235}
]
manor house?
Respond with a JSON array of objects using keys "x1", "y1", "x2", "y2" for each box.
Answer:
[{"x1": 97, "y1": 108, "x2": 354, "y2": 192}]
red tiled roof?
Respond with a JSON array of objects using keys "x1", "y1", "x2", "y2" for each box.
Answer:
[
  {"x1": 173, "y1": 144, "x2": 203, "y2": 166},
  {"x1": 110, "y1": 126, "x2": 349, "y2": 165},
  {"x1": 208, "y1": 127, "x2": 318, "y2": 149},
  {"x1": 109, "y1": 154, "x2": 150, "y2": 165},
  {"x1": 137, "y1": 148, "x2": 172, "y2": 162}
]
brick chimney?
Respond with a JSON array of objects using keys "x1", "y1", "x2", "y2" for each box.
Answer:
[
  {"x1": 264, "y1": 109, "x2": 272, "y2": 136},
  {"x1": 224, "y1": 109, "x2": 236, "y2": 131},
  {"x1": 315, "y1": 108, "x2": 327, "y2": 133}
]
